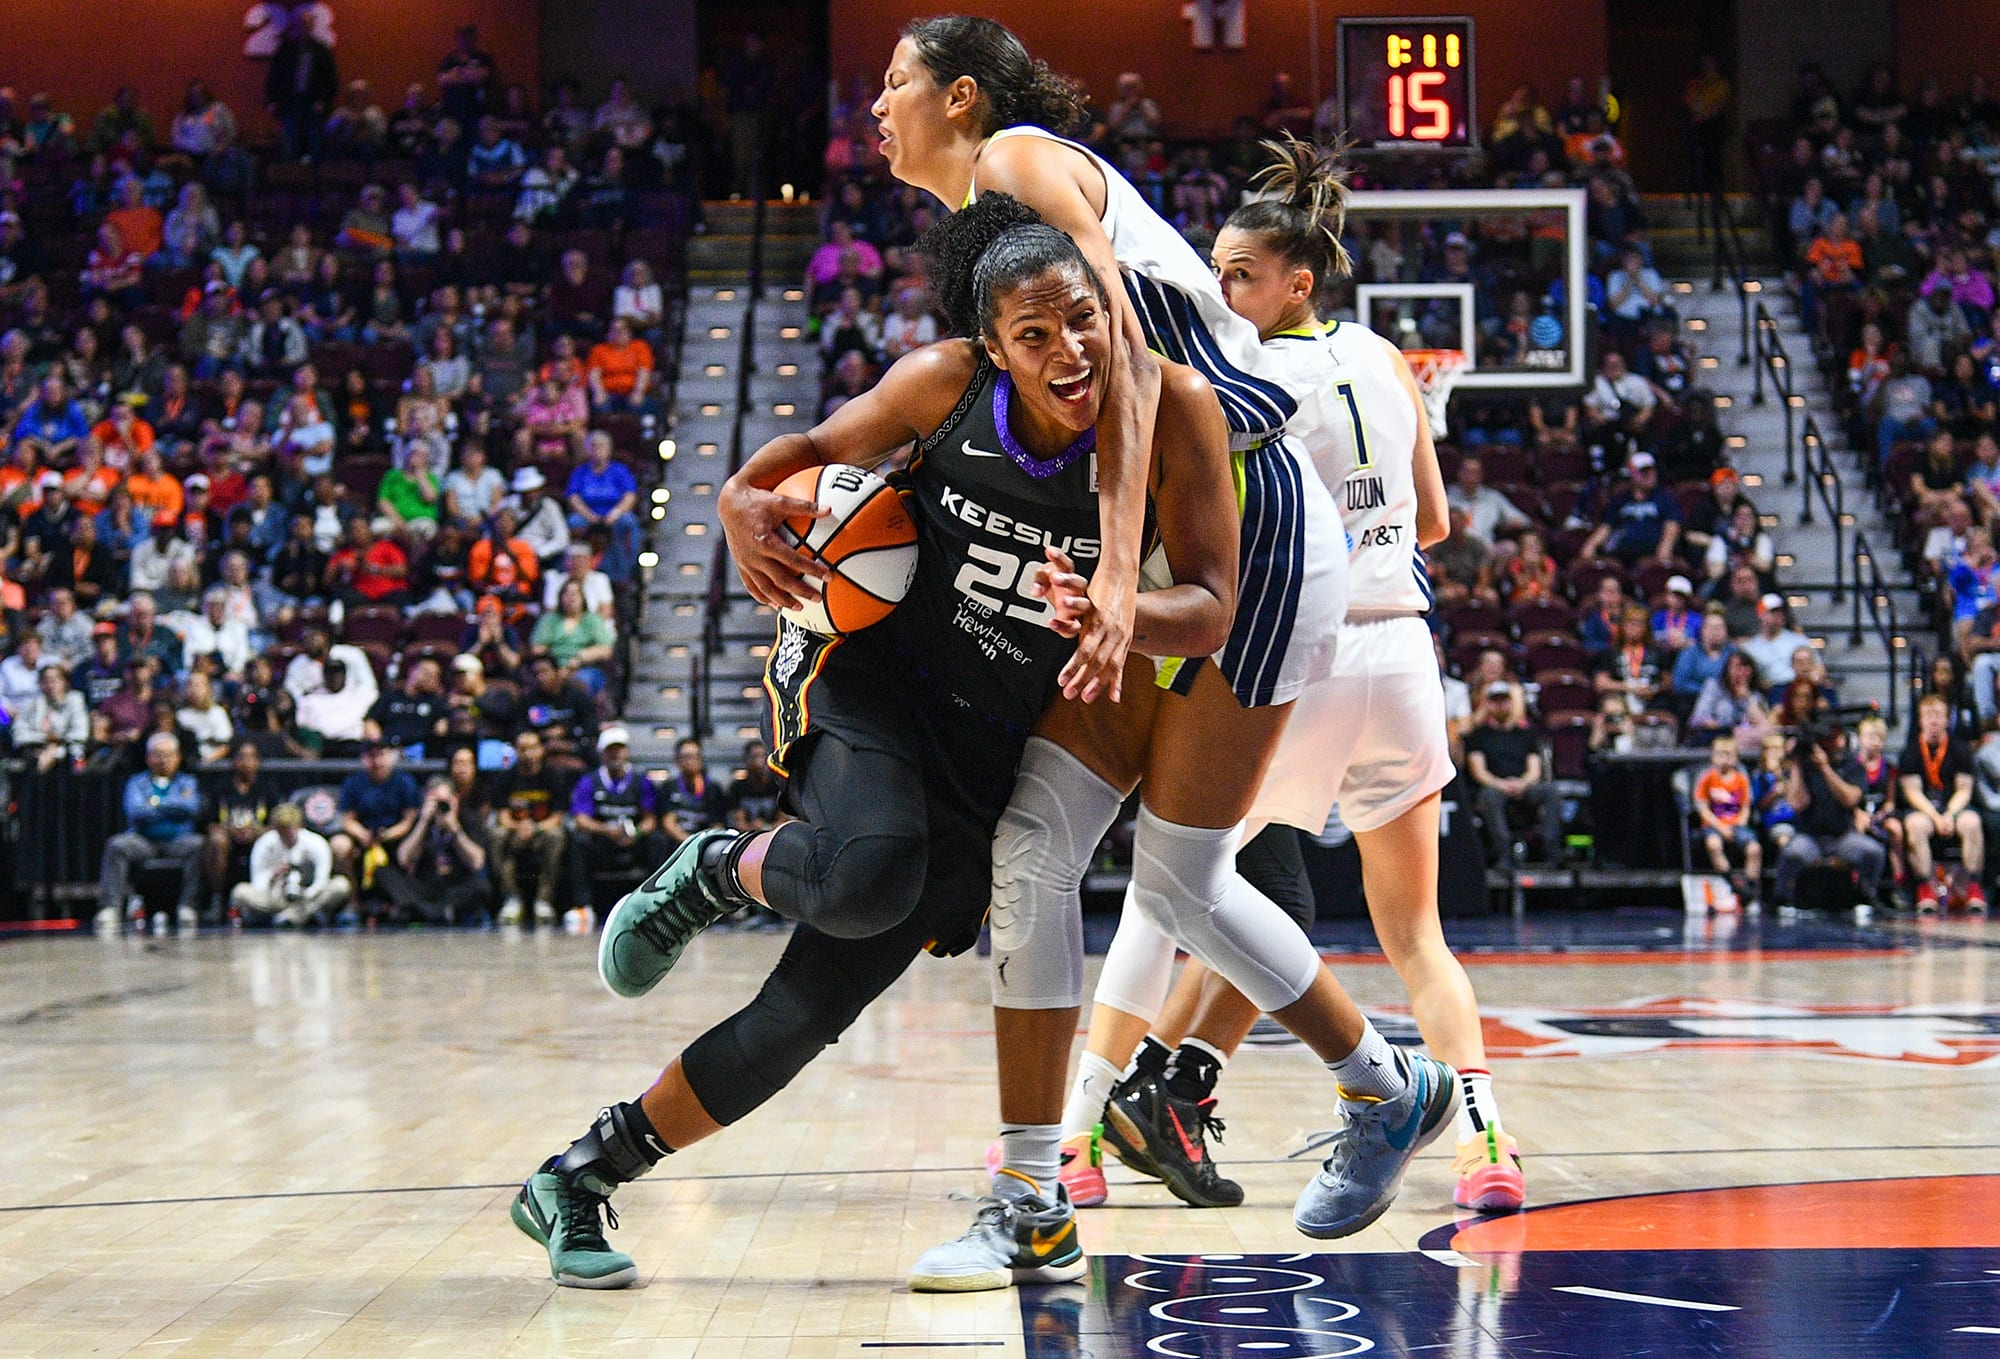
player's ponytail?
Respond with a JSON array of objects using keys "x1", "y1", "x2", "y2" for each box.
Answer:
[
  {"x1": 901, "y1": 16, "x2": 1089, "y2": 138},
  {"x1": 1225, "y1": 134, "x2": 1355, "y2": 284},
  {"x1": 920, "y1": 192, "x2": 1106, "y2": 341}
]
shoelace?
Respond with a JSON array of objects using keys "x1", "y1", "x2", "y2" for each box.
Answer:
[
  {"x1": 630, "y1": 886, "x2": 714, "y2": 955},
  {"x1": 943, "y1": 1191, "x2": 1020, "y2": 1240},
  {"x1": 559, "y1": 1177, "x2": 619, "y2": 1251}
]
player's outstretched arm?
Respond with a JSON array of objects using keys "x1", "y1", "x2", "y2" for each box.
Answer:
[
  {"x1": 979, "y1": 135, "x2": 1159, "y2": 704},
  {"x1": 720, "y1": 341, "x2": 976, "y2": 609}
]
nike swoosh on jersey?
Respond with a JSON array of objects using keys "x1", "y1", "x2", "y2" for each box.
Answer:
[{"x1": 961, "y1": 440, "x2": 1006, "y2": 458}]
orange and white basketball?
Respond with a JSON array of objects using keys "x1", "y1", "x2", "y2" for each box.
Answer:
[{"x1": 772, "y1": 463, "x2": 919, "y2": 636}]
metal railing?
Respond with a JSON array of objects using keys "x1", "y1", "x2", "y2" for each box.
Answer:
[
  {"x1": 1705, "y1": 187, "x2": 1756, "y2": 370},
  {"x1": 1796, "y1": 413, "x2": 1847, "y2": 602},
  {"x1": 1752, "y1": 301, "x2": 1800, "y2": 484},
  {"x1": 1849, "y1": 530, "x2": 1904, "y2": 728},
  {"x1": 694, "y1": 146, "x2": 773, "y2": 741}
]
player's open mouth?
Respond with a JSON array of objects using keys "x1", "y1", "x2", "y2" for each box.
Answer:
[{"x1": 1049, "y1": 369, "x2": 1092, "y2": 405}]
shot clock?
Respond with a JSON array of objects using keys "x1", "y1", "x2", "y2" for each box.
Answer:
[{"x1": 1336, "y1": 17, "x2": 1476, "y2": 151}]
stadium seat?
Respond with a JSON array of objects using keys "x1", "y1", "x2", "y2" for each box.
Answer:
[{"x1": 1545, "y1": 712, "x2": 1595, "y2": 780}]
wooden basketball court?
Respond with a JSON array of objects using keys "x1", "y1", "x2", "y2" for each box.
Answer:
[{"x1": 2, "y1": 915, "x2": 1995, "y2": 1357}]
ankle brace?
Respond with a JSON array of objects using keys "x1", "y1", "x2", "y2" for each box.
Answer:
[
  {"x1": 554, "y1": 1101, "x2": 671, "y2": 1195},
  {"x1": 698, "y1": 831, "x2": 758, "y2": 910}
]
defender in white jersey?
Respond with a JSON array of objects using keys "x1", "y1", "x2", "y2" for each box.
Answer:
[
  {"x1": 974, "y1": 123, "x2": 1345, "y2": 709},
  {"x1": 1065, "y1": 139, "x2": 1526, "y2": 1219}
]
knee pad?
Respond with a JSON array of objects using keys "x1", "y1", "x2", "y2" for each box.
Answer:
[
  {"x1": 776, "y1": 822, "x2": 928, "y2": 939},
  {"x1": 1091, "y1": 889, "x2": 1178, "y2": 1020},
  {"x1": 1130, "y1": 805, "x2": 1320, "y2": 1015},
  {"x1": 990, "y1": 738, "x2": 1125, "y2": 1010}
]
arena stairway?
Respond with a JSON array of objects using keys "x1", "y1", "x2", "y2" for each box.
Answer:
[
  {"x1": 1667, "y1": 273, "x2": 1923, "y2": 730},
  {"x1": 623, "y1": 201, "x2": 823, "y2": 767}
]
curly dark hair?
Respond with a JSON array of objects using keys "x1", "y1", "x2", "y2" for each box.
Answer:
[
  {"x1": 900, "y1": 16, "x2": 1089, "y2": 139},
  {"x1": 919, "y1": 192, "x2": 1105, "y2": 340}
]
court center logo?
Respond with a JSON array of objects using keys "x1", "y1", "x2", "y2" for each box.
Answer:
[{"x1": 1466, "y1": 995, "x2": 2000, "y2": 1066}]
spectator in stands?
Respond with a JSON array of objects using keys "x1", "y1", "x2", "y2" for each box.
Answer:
[
  {"x1": 1447, "y1": 455, "x2": 1531, "y2": 545},
  {"x1": 1706, "y1": 500, "x2": 1775, "y2": 582},
  {"x1": 330, "y1": 737, "x2": 421, "y2": 888},
  {"x1": 120, "y1": 592, "x2": 184, "y2": 676},
  {"x1": 15, "y1": 662, "x2": 91, "y2": 771},
  {"x1": 806, "y1": 220, "x2": 882, "y2": 294},
  {"x1": 1899, "y1": 693, "x2": 1986, "y2": 913},
  {"x1": 96, "y1": 731, "x2": 206, "y2": 932},
  {"x1": 37, "y1": 588, "x2": 94, "y2": 668},
  {"x1": 1582, "y1": 351, "x2": 1659, "y2": 447},
  {"x1": 509, "y1": 652, "x2": 595, "y2": 756},
  {"x1": 161, "y1": 184, "x2": 221, "y2": 269},
  {"x1": 324, "y1": 79, "x2": 386, "y2": 160},
  {"x1": 1593, "y1": 604, "x2": 1665, "y2": 712},
  {"x1": 171, "y1": 79, "x2": 240, "y2": 164},
  {"x1": 565, "y1": 430, "x2": 639, "y2": 579},
  {"x1": 378, "y1": 774, "x2": 491, "y2": 925},
  {"x1": 1738, "y1": 595, "x2": 1812, "y2": 687},
  {"x1": 566, "y1": 725, "x2": 665, "y2": 907},
  {"x1": 880, "y1": 284, "x2": 939, "y2": 361},
  {"x1": 179, "y1": 588, "x2": 251, "y2": 677},
  {"x1": 1694, "y1": 734, "x2": 1761, "y2": 903},
  {"x1": 1683, "y1": 468, "x2": 1752, "y2": 566},
  {"x1": 659, "y1": 736, "x2": 727, "y2": 840},
  {"x1": 364, "y1": 657, "x2": 449, "y2": 757},
  {"x1": 1427, "y1": 508, "x2": 1497, "y2": 607},
  {"x1": 492, "y1": 727, "x2": 566, "y2": 925},
  {"x1": 1652, "y1": 575, "x2": 1699, "y2": 654},
  {"x1": 512, "y1": 466, "x2": 572, "y2": 567},
  {"x1": 1500, "y1": 529, "x2": 1557, "y2": 605},
  {"x1": 1465, "y1": 683, "x2": 1564, "y2": 866},
  {"x1": 1946, "y1": 526, "x2": 2000, "y2": 633},
  {"x1": 1604, "y1": 247, "x2": 1671, "y2": 337},
  {"x1": 12, "y1": 374, "x2": 88, "y2": 460},
  {"x1": 1907, "y1": 279, "x2": 1972, "y2": 375},
  {"x1": 1103, "y1": 71, "x2": 1162, "y2": 152},
  {"x1": 730, "y1": 738, "x2": 783, "y2": 832},
  {"x1": 1576, "y1": 574, "x2": 1627, "y2": 656},
  {"x1": 546, "y1": 249, "x2": 612, "y2": 340},
  {"x1": 532, "y1": 577, "x2": 616, "y2": 695},
  {"x1": 584, "y1": 317, "x2": 656, "y2": 415},
  {"x1": 1690, "y1": 649, "x2": 1775, "y2": 750},
  {"x1": 324, "y1": 516, "x2": 409, "y2": 608},
  {"x1": 195, "y1": 734, "x2": 268, "y2": 881},
  {"x1": 1937, "y1": 352, "x2": 1997, "y2": 439},
  {"x1": 265, "y1": 8, "x2": 338, "y2": 162},
  {"x1": 512, "y1": 370, "x2": 588, "y2": 464},
  {"x1": 1581, "y1": 452, "x2": 1683, "y2": 566},
  {"x1": 297, "y1": 655, "x2": 371, "y2": 755},
  {"x1": 375, "y1": 441, "x2": 442, "y2": 542},
  {"x1": 175, "y1": 670, "x2": 233, "y2": 764},
  {"x1": 544, "y1": 541, "x2": 614, "y2": 619}
]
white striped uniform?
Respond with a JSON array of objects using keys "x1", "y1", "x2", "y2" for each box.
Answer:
[
  {"x1": 972, "y1": 125, "x2": 1345, "y2": 707},
  {"x1": 1249, "y1": 321, "x2": 1454, "y2": 836}
]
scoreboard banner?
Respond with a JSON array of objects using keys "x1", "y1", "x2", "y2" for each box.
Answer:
[{"x1": 1336, "y1": 16, "x2": 1476, "y2": 152}]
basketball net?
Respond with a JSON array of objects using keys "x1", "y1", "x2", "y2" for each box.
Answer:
[{"x1": 1403, "y1": 348, "x2": 1468, "y2": 438}]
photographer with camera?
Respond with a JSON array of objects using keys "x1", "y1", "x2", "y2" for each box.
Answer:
[
  {"x1": 1898, "y1": 693, "x2": 1987, "y2": 914},
  {"x1": 1773, "y1": 721, "x2": 1887, "y2": 907},
  {"x1": 230, "y1": 803, "x2": 351, "y2": 927},
  {"x1": 376, "y1": 775, "x2": 493, "y2": 925}
]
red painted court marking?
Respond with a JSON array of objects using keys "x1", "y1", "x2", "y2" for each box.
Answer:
[
  {"x1": 1318, "y1": 948, "x2": 1907, "y2": 967},
  {"x1": 1451, "y1": 1174, "x2": 2000, "y2": 1253},
  {"x1": 0, "y1": 920, "x2": 80, "y2": 934}
]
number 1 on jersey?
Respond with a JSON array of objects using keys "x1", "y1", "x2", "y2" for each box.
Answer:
[{"x1": 1337, "y1": 382, "x2": 1372, "y2": 470}]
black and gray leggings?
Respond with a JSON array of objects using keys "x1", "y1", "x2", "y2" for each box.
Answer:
[{"x1": 682, "y1": 719, "x2": 1004, "y2": 1126}]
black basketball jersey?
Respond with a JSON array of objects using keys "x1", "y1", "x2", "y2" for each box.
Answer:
[{"x1": 767, "y1": 353, "x2": 1101, "y2": 769}]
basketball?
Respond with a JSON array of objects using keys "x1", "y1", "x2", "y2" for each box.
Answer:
[{"x1": 771, "y1": 463, "x2": 919, "y2": 636}]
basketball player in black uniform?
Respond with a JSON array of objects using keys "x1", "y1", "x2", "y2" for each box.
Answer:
[{"x1": 508, "y1": 195, "x2": 1240, "y2": 1290}]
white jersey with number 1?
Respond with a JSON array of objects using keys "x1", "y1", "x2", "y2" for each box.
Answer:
[
  {"x1": 1248, "y1": 319, "x2": 1454, "y2": 838},
  {"x1": 1267, "y1": 319, "x2": 1431, "y2": 617}
]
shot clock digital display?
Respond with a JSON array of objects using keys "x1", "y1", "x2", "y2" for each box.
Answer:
[{"x1": 1336, "y1": 17, "x2": 1476, "y2": 151}]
